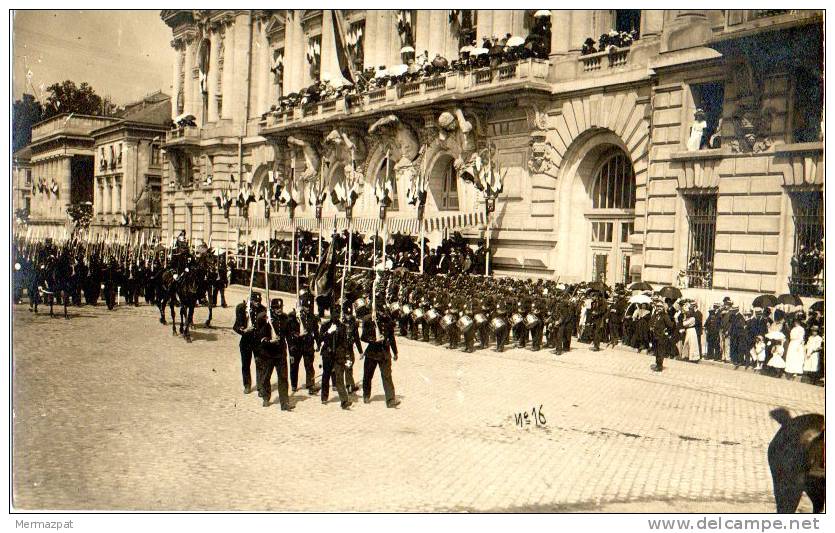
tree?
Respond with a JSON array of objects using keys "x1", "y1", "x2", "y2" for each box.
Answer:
[
  {"x1": 41, "y1": 80, "x2": 107, "y2": 120},
  {"x1": 12, "y1": 94, "x2": 43, "y2": 152}
]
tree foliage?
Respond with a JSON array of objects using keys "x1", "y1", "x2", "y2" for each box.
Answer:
[
  {"x1": 41, "y1": 80, "x2": 108, "y2": 120},
  {"x1": 12, "y1": 94, "x2": 43, "y2": 152}
]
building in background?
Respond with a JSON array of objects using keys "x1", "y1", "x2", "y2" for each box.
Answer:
[
  {"x1": 27, "y1": 114, "x2": 119, "y2": 234},
  {"x1": 160, "y1": 9, "x2": 823, "y2": 304},
  {"x1": 13, "y1": 146, "x2": 32, "y2": 218},
  {"x1": 90, "y1": 91, "x2": 171, "y2": 241}
]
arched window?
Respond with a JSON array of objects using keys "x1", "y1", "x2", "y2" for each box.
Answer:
[{"x1": 591, "y1": 153, "x2": 635, "y2": 209}]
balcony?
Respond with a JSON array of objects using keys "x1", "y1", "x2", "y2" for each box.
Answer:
[
  {"x1": 164, "y1": 125, "x2": 201, "y2": 146},
  {"x1": 259, "y1": 58, "x2": 550, "y2": 133},
  {"x1": 717, "y1": 10, "x2": 821, "y2": 40},
  {"x1": 578, "y1": 47, "x2": 630, "y2": 73}
]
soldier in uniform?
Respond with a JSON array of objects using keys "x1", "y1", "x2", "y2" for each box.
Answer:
[
  {"x1": 588, "y1": 292, "x2": 607, "y2": 351},
  {"x1": 360, "y1": 308, "x2": 400, "y2": 407},
  {"x1": 555, "y1": 297, "x2": 575, "y2": 355},
  {"x1": 476, "y1": 298, "x2": 493, "y2": 350},
  {"x1": 287, "y1": 298, "x2": 321, "y2": 395},
  {"x1": 512, "y1": 298, "x2": 530, "y2": 349},
  {"x1": 443, "y1": 299, "x2": 461, "y2": 350},
  {"x1": 319, "y1": 303, "x2": 354, "y2": 409},
  {"x1": 459, "y1": 301, "x2": 477, "y2": 353},
  {"x1": 256, "y1": 297, "x2": 293, "y2": 410},
  {"x1": 233, "y1": 291, "x2": 265, "y2": 394},
  {"x1": 492, "y1": 300, "x2": 510, "y2": 352},
  {"x1": 528, "y1": 298, "x2": 545, "y2": 351}
]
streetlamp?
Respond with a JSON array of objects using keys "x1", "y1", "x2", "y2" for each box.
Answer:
[{"x1": 469, "y1": 141, "x2": 504, "y2": 276}]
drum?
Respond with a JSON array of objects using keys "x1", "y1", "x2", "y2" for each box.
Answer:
[
  {"x1": 511, "y1": 313, "x2": 525, "y2": 327},
  {"x1": 426, "y1": 308, "x2": 441, "y2": 324},
  {"x1": 525, "y1": 313, "x2": 541, "y2": 330},
  {"x1": 401, "y1": 304, "x2": 413, "y2": 316},
  {"x1": 490, "y1": 316, "x2": 508, "y2": 332},
  {"x1": 474, "y1": 313, "x2": 488, "y2": 326},
  {"x1": 441, "y1": 313, "x2": 457, "y2": 330},
  {"x1": 412, "y1": 308, "x2": 425, "y2": 321},
  {"x1": 457, "y1": 315, "x2": 475, "y2": 334},
  {"x1": 353, "y1": 297, "x2": 370, "y2": 318}
]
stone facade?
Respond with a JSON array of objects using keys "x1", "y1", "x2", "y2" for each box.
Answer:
[
  {"x1": 13, "y1": 146, "x2": 32, "y2": 217},
  {"x1": 160, "y1": 9, "x2": 823, "y2": 304}
]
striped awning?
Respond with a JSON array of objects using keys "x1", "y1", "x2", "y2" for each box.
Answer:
[{"x1": 230, "y1": 210, "x2": 487, "y2": 235}]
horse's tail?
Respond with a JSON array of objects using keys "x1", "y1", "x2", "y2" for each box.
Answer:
[{"x1": 770, "y1": 408, "x2": 792, "y2": 426}]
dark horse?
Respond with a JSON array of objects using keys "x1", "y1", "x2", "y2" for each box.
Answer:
[
  {"x1": 40, "y1": 252, "x2": 72, "y2": 319},
  {"x1": 768, "y1": 408, "x2": 825, "y2": 513}
]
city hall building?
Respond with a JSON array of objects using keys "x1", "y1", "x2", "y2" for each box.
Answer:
[{"x1": 160, "y1": 9, "x2": 823, "y2": 304}]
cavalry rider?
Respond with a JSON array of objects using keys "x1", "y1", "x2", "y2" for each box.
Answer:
[{"x1": 170, "y1": 230, "x2": 191, "y2": 275}]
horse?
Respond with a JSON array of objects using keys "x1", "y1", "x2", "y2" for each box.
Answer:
[
  {"x1": 40, "y1": 252, "x2": 72, "y2": 319},
  {"x1": 768, "y1": 408, "x2": 825, "y2": 513},
  {"x1": 175, "y1": 265, "x2": 204, "y2": 342},
  {"x1": 196, "y1": 253, "x2": 219, "y2": 328},
  {"x1": 157, "y1": 267, "x2": 179, "y2": 335}
]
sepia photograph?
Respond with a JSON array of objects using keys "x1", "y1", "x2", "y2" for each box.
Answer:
[{"x1": 8, "y1": 5, "x2": 827, "y2": 520}]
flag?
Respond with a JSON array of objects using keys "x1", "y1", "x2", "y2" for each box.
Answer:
[
  {"x1": 310, "y1": 234, "x2": 337, "y2": 297},
  {"x1": 331, "y1": 10, "x2": 355, "y2": 84}
]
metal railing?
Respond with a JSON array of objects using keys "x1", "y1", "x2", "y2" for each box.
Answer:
[{"x1": 788, "y1": 275, "x2": 824, "y2": 298}]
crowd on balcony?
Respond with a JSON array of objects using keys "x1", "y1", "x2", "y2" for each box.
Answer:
[
  {"x1": 581, "y1": 29, "x2": 639, "y2": 55},
  {"x1": 267, "y1": 31, "x2": 551, "y2": 116},
  {"x1": 790, "y1": 242, "x2": 824, "y2": 296}
]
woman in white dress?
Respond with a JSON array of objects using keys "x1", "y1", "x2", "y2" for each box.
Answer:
[
  {"x1": 803, "y1": 325, "x2": 823, "y2": 381},
  {"x1": 686, "y1": 108, "x2": 707, "y2": 151},
  {"x1": 784, "y1": 319, "x2": 806, "y2": 377},
  {"x1": 681, "y1": 305, "x2": 701, "y2": 362}
]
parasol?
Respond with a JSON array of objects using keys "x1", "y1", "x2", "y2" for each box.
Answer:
[
  {"x1": 471, "y1": 47, "x2": 490, "y2": 56},
  {"x1": 657, "y1": 286, "x2": 682, "y2": 300},
  {"x1": 752, "y1": 294, "x2": 779, "y2": 308},
  {"x1": 400, "y1": 46, "x2": 415, "y2": 54},
  {"x1": 506, "y1": 36, "x2": 525, "y2": 47},
  {"x1": 534, "y1": 10, "x2": 552, "y2": 18},
  {"x1": 765, "y1": 331, "x2": 786, "y2": 342},
  {"x1": 777, "y1": 294, "x2": 803, "y2": 306},
  {"x1": 810, "y1": 301, "x2": 824, "y2": 314},
  {"x1": 628, "y1": 294, "x2": 652, "y2": 305},
  {"x1": 388, "y1": 64, "x2": 409, "y2": 76},
  {"x1": 629, "y1": 281, "x2": 653, "y2": 291}
]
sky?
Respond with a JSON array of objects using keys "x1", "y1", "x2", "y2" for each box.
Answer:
[{"x1": 12, "y1": 10, "x2": 174, "y2": 106}]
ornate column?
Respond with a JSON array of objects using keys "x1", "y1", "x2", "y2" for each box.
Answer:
[
  {"x1": 171, "y1": 39, "x2": 185, "y2": 117},
  {"x1": 61, "y1": 156, "x2": 71, "y2": 210},
  {"x1": 551, "y1": 10, "x2": 572, "y2": 55},
  {"x1": 208, "y1": 24, "x2": 220, "y2": 122},
  {"x1": 183, "y1": 37, "x2": 195, "y2": 115},
  {"x1": 569, "y1": 10, "x2": 593, "y2": 52},
  {"x1": 113, "y1": 177, "x2": 122, "y2": 214},
  {"x1": 258, "y1": 15, "x2": 271, "y2": 114},
  {"x1": 104, "y1": 177, "x2": 112, "y2": 214},
  {"x1": 220, "y1": 17, "x2": 234, "y2": 119}
]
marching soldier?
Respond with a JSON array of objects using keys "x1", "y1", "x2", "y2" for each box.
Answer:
[
  {"x1": 443, "y1": 299, "x2": 461, "y2": 350},
  {"x1": 233, "y1": 291, "x2": 266, "y2": 394},
  {"x1": 492, "y1": 300, "x2": 510, "y2": 352},
  {"x1": 512, "y1": 298, "x2": 529, "y2": 349},
  {"x1": 588, "y1": 292, "x2": 607, "y2": 351},
  {"x1": 318, "y1": 303, "x2": 354, "y2": 409},
  {"x1": 528, "y1": 298, "x2": 545, "y2": 351},
  {"x1": 256, "y1": 298, "x2": 293, "y2": 411},
  {"x1": 476, "y1": 298, "x2": 493, "y2": 350},
  {"x1": 287, "y1": 300, "x2": 321, "y2": 395},
  {"x1": 360, "y1": 308, "x2": 400, "y2": 408},
  {"x1": 460, "y1": 301, "x2": 477, "y2": 353}
]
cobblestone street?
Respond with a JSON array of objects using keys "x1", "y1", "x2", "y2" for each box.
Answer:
[{"x1": 12, "y1": 288, "x2": 824, "y2": 512}]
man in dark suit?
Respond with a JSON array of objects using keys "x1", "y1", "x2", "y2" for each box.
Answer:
[
  {"x1": 360, "y1": 309, "x2": 400, "y2": 408},
  {"x1": 256, "y1": 298, "x2": 293, "y2": 411},
  {"x1": 233, "y1": 291, "x2": 266, "y2": 395},
  {"x1": 318, "y1": 304, "x2": 354, "y2": 409},
  {"x1": 588, "y1": 293, "x2": 607, "y2": 351},
  {"x1": 650, "y1": 302, "x2": 674, "y2": 371},
  {"x1": 704, "y1": 303, "x2": 722, "y2": 360}
]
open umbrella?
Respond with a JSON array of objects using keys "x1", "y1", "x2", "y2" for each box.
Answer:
[
  {"x1": 506, "y1": 36, "x2": 525, "y2": 47},
  {"x1": 777, "y1": 294, "x2": 803, "y2": 306},
  {"x1": 534, "y1": 10, "x2": 551, "y2": 18},
  {"x1": 470, "y1": 47, "x2": 490, "y2": 56},
  {"x1": 752, "y1": 294, "x2": 779, "y2": 308},
  {"x1": 388, "y1": 64, "x2": 409, "y2": 76},
  {"x1": 400, "y1": 46, "x2": 415, "y2": 54},
  {"x1": 628, "y1": 294, "x2": 652, "y2": 305},
  {"x1": 657, "y1": 286, "x2": 682, "y2": 300},
  {"x1": 810, "y1": 301, "x2": 824, "y2": 314},
  {"x1": 629, "y1": 281, "x2": 653, "y2": 291},
  {"x1": 459, "y1": 45, "x2": 474, "y2": 55},
  {"x1": 765, "y1": 331, "x2": 786, "y2": 342}
]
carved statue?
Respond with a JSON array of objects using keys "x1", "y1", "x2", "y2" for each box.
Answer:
[
  {"x1": 368, "y1": 114, "x2": 419, "y2": 162},
  {"x1": 286, "y1": 135, "x2": 321, "y2": 182},
  {"x1": 528, "y1": 134, "x2": 560, "y2": 178},
  {"x1": 437, "y1": 108, "x2": 474, "y2": 152}
]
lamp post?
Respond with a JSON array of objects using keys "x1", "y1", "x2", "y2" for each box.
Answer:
[{"x1": 478, "y1": 142, "x2": 504, "y2": 277}]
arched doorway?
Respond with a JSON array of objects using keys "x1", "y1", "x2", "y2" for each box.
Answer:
[
  {"x1": 586, "y1": 150, "x2": 636, "y2": 284},
  {"x1": 555, "y1": 131, "x2": 637, "y2": 283},
  {"x1": 427, "y1": 154, "x2": 460, "y2": 213}
]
